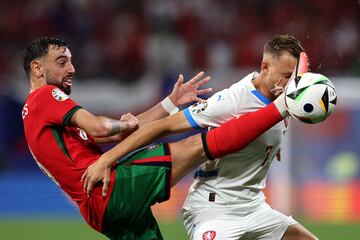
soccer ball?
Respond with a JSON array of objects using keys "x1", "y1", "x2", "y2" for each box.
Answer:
[{"x1": 285, "y1": 72, "x2": 337, "y2": 124}]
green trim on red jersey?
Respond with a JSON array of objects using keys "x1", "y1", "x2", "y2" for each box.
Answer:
[
  {"x1": 102, "y1": 143, "x2": 172, "y2": 239},
  {"x1": 51, "y1": 127, "x2": 72, "y2": 161},
  {"x1": 62, "y1": 106, "x2": 82, "y2": 126}
]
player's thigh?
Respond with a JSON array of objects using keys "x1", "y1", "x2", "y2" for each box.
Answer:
[
  {"x1": 282, "y1": 223, "x2": 318, "y2": 240},
  {"x1": 103, "y1": 144, "x2": 171, "y2": 239},
  {"x1": 243, "y1": 203, "x2": 298, "y2": 240},
  {"x1": 169, "y1": 134, "x2": 207, "y2": 185},
  {"x1": 183, "y1": 207, "x2": 246, "y2": 240},
  {"x1": 103, "y1": 165, "x2": 168, "y2": 240},
  {"x1": 106, "y1": 143, "x2": 172, "y2": 220}
]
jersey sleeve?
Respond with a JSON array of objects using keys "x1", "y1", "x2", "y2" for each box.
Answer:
[
  {"x1": 183, "y1": 88, "x2": 239, "y2": 129},
  {"x1": 37, "y1": 86, "x2": 82, "y2": 126}
]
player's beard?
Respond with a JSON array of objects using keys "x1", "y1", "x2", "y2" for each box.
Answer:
[
  {"x1": 270, "y1": 83, "x2": 284, "y2": 96},
  {"x1": 47, "y1": 78, "x2": 72, "y2": 95},
  {"x1": 61, "y1": 81, "x2": 72, "y2": 95},
  {"x1": 62, "y1": 85, "x2": 71, "y2": 95},
  {"x1": 55, "y1": 80, "x2": 71, "y2": 95},
  {"x1": 61, "y1": 75, "x2": 73, "y2": 95},
  {"x1": 270, "y1": 78, "x2": 286, "y2": 97}
]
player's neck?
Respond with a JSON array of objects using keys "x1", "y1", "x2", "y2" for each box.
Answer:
[
  {"x1": 252, "y1": 75, "x2": 273, "y2": 101},
  {"x1": 29, "y1": 77, "x2": 47, "y2": 93}
]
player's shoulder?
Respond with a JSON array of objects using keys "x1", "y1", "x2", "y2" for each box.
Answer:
[
  {"x1": 225, "y1": 72, "x2": 258, "y2": 96},
  {"x1": 37, "y1": 84, "x2": 62, "y2": 93},
  {"x1": 202, "y1": 72, "x2": 258, "y2": 106},
  {"x1": 230, "y1": 72, "x2": 258, "y2": 89},
  {"x1": 33, "y1": 85, "x2": 58, "y2": 96}
]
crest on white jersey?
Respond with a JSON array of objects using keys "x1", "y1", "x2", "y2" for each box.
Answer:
[
  {"x1": 202, "y1": 230, "x2": 216, "y2": 240},
  {"x1": 52, "y1": 88, "x2": 69, "y2": 101},
  {"x1": 191, "y1": 100, "x2": 208, "y2": 114}
]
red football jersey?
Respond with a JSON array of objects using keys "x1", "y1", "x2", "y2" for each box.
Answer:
[{"x1": 22, "y1": 85, "x2": 115, "y2": 232}]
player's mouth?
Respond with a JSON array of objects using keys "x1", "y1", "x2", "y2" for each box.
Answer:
[{"x1": 63, "y1": 77, "x2": 73, "y2": 87}]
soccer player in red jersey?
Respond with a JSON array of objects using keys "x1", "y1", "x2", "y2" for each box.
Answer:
[
  {"x1": 23, "y1": 37, "x2": 303, "y2": 240},
  {"x1": 22, "y1": 37, "x2": 212, "y2": 239}
]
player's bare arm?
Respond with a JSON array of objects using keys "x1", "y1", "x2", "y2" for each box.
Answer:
[
  {"x1": 81, "y1": 111, "x2": 193, "y2": 196},
  {"x1": 70, "y1": 109, "x2": 138, "y2": 138},
  {"x1": 93, "y1": 71, "x2": 212, "y2": 144},
  {"x1": 93, "y1": 113, "x2": 139, "y2": 144},
  {"x1": 135, "y1": 71, "x2": 212, "y2": 126}
]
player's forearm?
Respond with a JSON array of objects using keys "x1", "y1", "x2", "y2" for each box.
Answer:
[
  {"x1": 136, "y1": 96, "x2": 179, "y2": 127},
  {"x1": 92, "y1": 116, "x2": 134, "y2": 137},
  {"x1": 101, "y1": 112, "x2": 190, "y2": 165},
  {"x1": 94, "y1": 133, "x2": 125, "y2": 144},
  {"x1": 136, "y1": 71, "x2": 212, "y2": 126},
  {"x1": 70, "y1": 109, "x2": 137, "y2": 138},
  {"x1": 136, "y1": 102, "x2": 169, "y2": 127}
]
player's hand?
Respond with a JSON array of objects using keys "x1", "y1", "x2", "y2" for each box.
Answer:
[
  {"x1": 120, "y1": 113, "x2": 138, "y2": 131},
  {"x1": 168, "y1": 71, "x2": 212, "y2": 106},
  {"x1": 81, "y1": 157, "x2": 112, "y2": 197},
  {"x1": 118, "y1": 113, "x2": 139, "y2": 140}
]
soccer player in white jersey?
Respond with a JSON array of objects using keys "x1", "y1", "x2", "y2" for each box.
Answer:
[{"x1": 182, "y1": 35, "x2": 318, "y2": 240}]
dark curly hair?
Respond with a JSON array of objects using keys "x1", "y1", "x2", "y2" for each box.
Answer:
[{"x1": 23, "y1": 37, "x2": 68, "y2": 77}]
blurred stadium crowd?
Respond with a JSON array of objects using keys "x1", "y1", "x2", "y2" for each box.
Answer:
[
  {"x1": 0, "y1": 0, "x2": 359, "y2": 170},
  {"x1": 0, "y1": 0, "x2": 360, "y2": 230},
  {"x1": 0, "y1": 0, "x2": 358, "y2": 88}
]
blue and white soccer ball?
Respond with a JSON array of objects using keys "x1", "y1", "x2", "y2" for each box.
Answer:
[{"x1": 285, "y1": 72, "x2": 337, "y2": 124}]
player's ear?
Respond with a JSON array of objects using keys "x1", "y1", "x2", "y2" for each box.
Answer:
[
  {"x1": 30, "y1": 60, "x2": 44, "y2": 78},
  {"x1": 260, "y1": 59, "x2": 269, "y2": 73}
]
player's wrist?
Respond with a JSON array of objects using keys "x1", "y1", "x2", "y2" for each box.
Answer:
[
  {"x1": 103, "y1": 155, "x2": 116, "y2": 167},
  {"x1": 161, "y1": 96, "x2": 179, "y2": 115}
]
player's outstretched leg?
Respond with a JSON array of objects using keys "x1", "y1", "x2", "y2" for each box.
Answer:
[
  {"x1": 203, "y1": 100, "x2": 286, "y2": 160},
  {"x1": 169, "y1": 95, "x2": 287, "y2": 185}
]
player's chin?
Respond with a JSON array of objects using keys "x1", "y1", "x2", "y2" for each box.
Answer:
[
  {"x1": 275, "y1": 90, "x2": 284, "y2": 97},
  {"x1": 271, "y1": 89, "x2": 285, "y2": 98},
  {"x1": 65, "y1": 87, "x2": 71, "y2": 95},
  {"x1": 62, "y1": 86, "x2": 72, "y2": 95}
]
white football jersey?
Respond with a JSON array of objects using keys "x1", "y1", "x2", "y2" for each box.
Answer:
[{"x1": 183, "y1": 72, "x2": 289, "y2": 209}]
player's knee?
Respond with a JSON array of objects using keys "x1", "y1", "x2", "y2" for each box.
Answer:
[
  {"x1": 282, "y1": 224, "x2": 318, "y2": 240},
  {"x1": 170, "y1": 135, "x2": 207, "y2": 185},
  {"x1": 174, "y1": 134, "x2": 206, "y2": 161},
  {"x1": 301, "y1": 235, "x2": 318, "y2": 240}
]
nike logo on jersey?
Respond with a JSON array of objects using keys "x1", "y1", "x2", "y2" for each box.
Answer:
[{"x1": 216, "y1": 94, "x2": 224, "y2": 102}]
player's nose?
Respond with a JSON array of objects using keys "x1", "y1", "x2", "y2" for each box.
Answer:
[{"x1": 67, "y1": 62, "x2": 76, "y2": 74}]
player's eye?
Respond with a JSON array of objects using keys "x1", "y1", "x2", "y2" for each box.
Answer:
[{"x1": 58, "y1": 61, "x2": 66, "y2": 66}]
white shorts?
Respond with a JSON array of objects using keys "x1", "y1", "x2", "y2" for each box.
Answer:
[{"x1": 182, "y1": 202, "x2": 297, "y2": 240}]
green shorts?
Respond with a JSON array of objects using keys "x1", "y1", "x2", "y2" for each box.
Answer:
[{"x1": 102, "y1": 143, "x2": 172, "y2": 240}]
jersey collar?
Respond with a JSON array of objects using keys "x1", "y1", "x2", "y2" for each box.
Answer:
[
  {"x1": 251, "y1": 90, "x2": 272, "y2": 105},
  {"x1": 249, "y1": 72, "x2": 272, "y2": 105}
]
